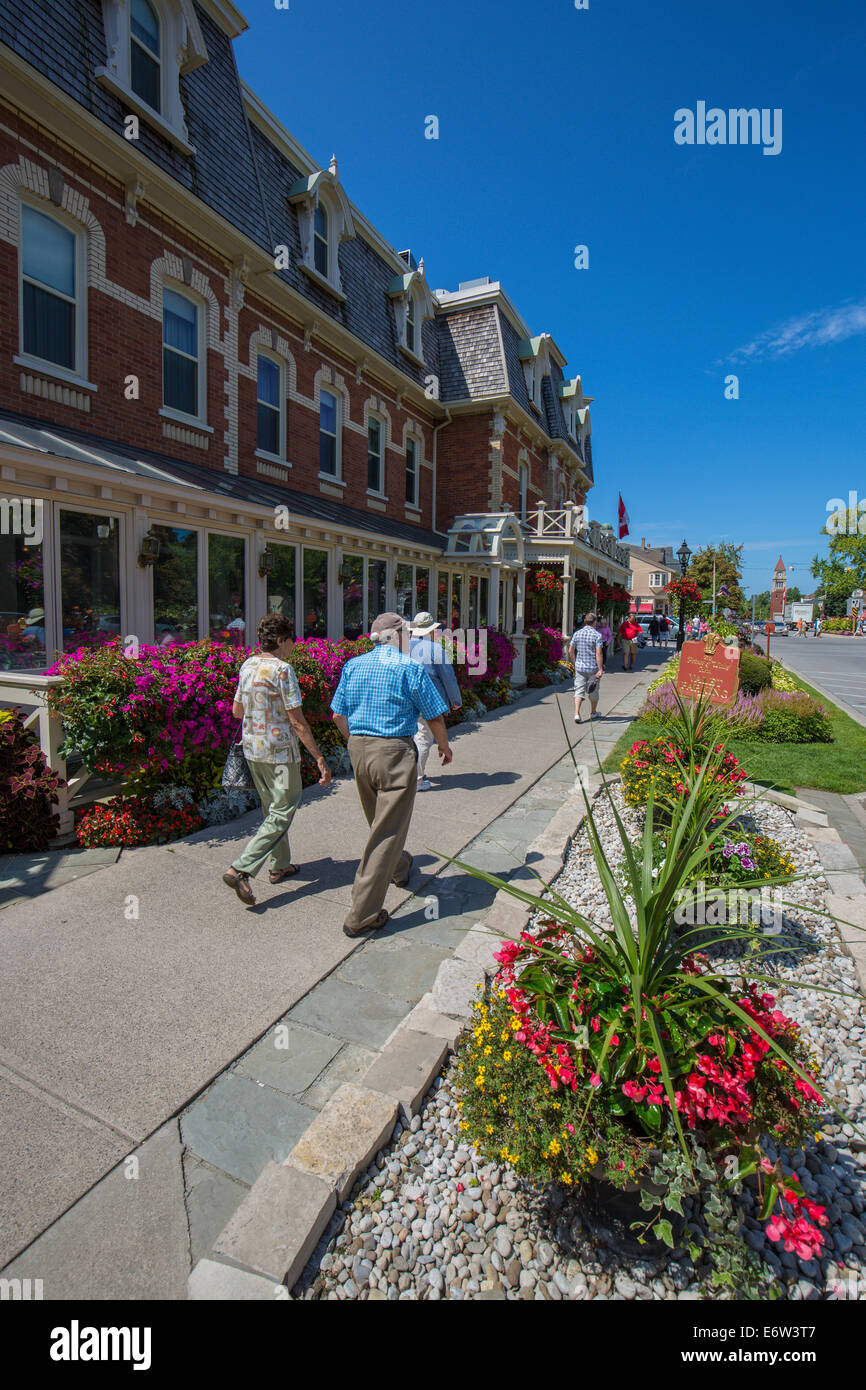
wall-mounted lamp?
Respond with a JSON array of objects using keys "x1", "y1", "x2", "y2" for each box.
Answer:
[
  {"x1": 258, "y1": 547, "x2": 275, "y2": 578},
  {"x1": 137, "y1": 530, "x2": 160, "y2": 568}
]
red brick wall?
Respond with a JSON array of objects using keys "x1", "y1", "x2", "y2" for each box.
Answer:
[{"x1": 435, "y1": 414, "x2": 493, "y2": 528}]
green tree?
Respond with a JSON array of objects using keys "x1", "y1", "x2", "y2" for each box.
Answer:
[
  {"x1": 749, "y1": 589, "x2": 771, "y2": 620},
  {"x1": 810, "y1": 532, "x2": 866, "y2": 614},
  {"x1": 787, "y1": 586, "x2": 802, "y2": 603},
  {"x1": 686, "y1": 544, "x2": 745, "y2": 613}
]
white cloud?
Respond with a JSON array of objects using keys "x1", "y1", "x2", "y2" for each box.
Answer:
[{"x1": 731, "y1": 300, "x2": 866, "y2": 361}]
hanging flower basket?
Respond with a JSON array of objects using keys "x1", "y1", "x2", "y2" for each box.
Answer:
[
  {"x1": 664, "y1": 577, "x2": 704, "y2": 616},
  {"x1": 527, "y1": 567, "x2": 563, "y2": 595}
]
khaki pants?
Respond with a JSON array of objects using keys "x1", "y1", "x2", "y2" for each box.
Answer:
[
  {"x1": 413, "y1": 717, "x2": 437, "y2": 780},
  {"x1": 346, "y1": 735, "x2": 417, "y2": 928},
  {"x1": 232, "y1": 759, "x2": 303, "y2": 878}
]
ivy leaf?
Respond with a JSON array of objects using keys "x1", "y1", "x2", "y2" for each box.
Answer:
[
  {"x1": 653, "y1": 1218, "x2": 675, "y2": 1248},
  {"x1": 663, "y1": 1190, "x2": 684, "y2": 1215}
]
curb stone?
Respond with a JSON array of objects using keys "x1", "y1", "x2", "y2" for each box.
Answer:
[
  {"x1": 188, "y1": 1258, "x2": 285, "y2": 1300},
  {"x1": 213, "y1": 1162, "x2": 334, "y2": 1286},
  {"x1": 361, "y1": 1028, "x2": 450, "y2": 1121},
  {"x1": 286, "y1": 1083, "x2": 398, "y2": 1201}
]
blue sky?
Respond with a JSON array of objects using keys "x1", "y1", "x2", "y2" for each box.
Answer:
[{"x1": 235, "y1": 0, "x2": 866, "y2": 598}]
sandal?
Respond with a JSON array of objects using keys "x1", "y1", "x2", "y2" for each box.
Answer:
[
  {"x1": 223, "y1": 869, "x2": 256, "y2": 906},
  {"x1": 343, "y1": 909, "x2": 389, "y2": 939},
  {"x1": 269, "y1": 865, "x2": 300, "y2": 884}
]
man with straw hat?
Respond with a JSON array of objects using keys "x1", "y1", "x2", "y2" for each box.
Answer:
[
  {"x1": 408, "y1": 610, "x2": 462, "y2": 790},
  {"x1": 330, "y1": 613, "x2": 452, "y2": 938}
]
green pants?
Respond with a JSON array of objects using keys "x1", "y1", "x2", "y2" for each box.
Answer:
[{"x1": 232, "y1": 759, "x2": 303, "y2": 879}]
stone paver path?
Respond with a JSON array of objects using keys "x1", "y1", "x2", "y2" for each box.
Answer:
[{"x1": 0, "y1": 655, "x2": 662, "y2": 1297}]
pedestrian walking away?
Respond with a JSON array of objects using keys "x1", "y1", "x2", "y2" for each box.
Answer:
[
  {"x1": 330, "y1": 612, "x2": 452, "y2": 938},
  {"x1": 618, "y1": 615, "x2": 640, "y2": 671},
  {"x1": 598, "y1": 617, "x2": 612, "y2": 667},
  {"x1": 815, "y1": 616, "x2": 823, "y2": 637},
  {"x1": 568, "y1": 611, "x2": 605, "y2": 723},
  {"x1": 408, "y1": 610, "x2": 462, "y2": 790},
  {"x1": 648, "y1": 614, "x2": 660, "y2": 647},
  {"x1": 223, "y1": 613, "x2": 331, "y2": 907}
]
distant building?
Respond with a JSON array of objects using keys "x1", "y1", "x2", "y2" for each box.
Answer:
[
  {"x1": 770, "y1": 556, "x2": 787, "y2": 618},
  {"x1": 625, "y1": 539, "x2": 676, "y2": 616}
]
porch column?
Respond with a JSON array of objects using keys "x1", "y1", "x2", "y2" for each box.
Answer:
[
  {"x1": 511, "y1": 565, "x2": 527, "y2": 687},
  {"x1": 488, "y1": 563, "x2": 501, "y2": 629},
  {"x1": 562, "y1": 555, "x2": 574, "y2": 640}
]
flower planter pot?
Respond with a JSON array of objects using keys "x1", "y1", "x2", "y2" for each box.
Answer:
[{"x1": 579, "y1": 1171, "x2": 686, "y2": 1258}]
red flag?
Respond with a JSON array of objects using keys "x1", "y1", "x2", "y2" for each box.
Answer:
[{"x1": 617, "y1": 493, "x2": 630, "y2": 539}]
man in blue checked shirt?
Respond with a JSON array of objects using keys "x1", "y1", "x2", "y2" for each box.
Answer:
[{"x1": 330, "y1": 612, "x2": 452, "y2": 938}]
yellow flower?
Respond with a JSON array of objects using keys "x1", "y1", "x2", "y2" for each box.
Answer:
[
  {"x1": 551, "y1": 1100, "x2": 560, "y2": 1109},
  {"x1": 585, "y1": 1146, "x2": 599, "y2": 1166},
  {"x1": 547, "y1": 1138, "x2": 561, "y2": 1156},
  {"x1": 484, "y1": 1045, "x2": 492, "y2": 1057},
  {"x1": 503, "y1": 1051, "x2": 512, "y2": 1062},
  {"x1": 497, "y1": 990, "x2": 506, "y2": 999},
  {"x1": 561, "y1": 1172, "x2": 573, "y2": 1185},
  {"x1": 460, "y1": 1121, "x2": 469, "y2": 1131},
  {"x1": 500, "y1": 1031, "x2": 509, "y2": 1042},
  {"x1": 486, "y1": 1124, "x2": 494, "y2": 1134}
]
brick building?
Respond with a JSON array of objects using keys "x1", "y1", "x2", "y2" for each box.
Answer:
[
  {"x1": 770, "y1": 556, "x2": 787, "y2": 619},
  {"x1": 0, "y1": 0, "x2": 628, "y2": 691}
]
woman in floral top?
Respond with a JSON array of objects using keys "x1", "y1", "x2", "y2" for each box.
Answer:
[{"x1": 223, "y1": 613, "x2": 331, "y2": 907}]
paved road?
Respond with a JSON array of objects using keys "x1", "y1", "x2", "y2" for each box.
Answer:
[{"x1": 766, "y1": 633, "x2": 866, "y2": 724}]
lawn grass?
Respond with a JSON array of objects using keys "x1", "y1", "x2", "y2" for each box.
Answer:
[{"x1": 602, "y1": 669, "x2": 866, "y2": 795}]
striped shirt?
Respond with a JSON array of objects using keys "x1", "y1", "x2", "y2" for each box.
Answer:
[
  {"x1": 569, "y1": 625, "x2": 603, "y2": 673},
  {"x1": 330, "y1": 644, "x2": 448, "y2": 737}
]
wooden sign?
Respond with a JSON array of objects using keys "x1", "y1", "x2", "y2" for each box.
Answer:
[{"x1": 675, "y1": 634, "x2": 740, "y2": 706}]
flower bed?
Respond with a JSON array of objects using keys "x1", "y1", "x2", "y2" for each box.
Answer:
[
  {"x1": 642, "y1": 684, "x2": 833, "y2": 744},
  {"x1": 0, "y1": 707, "x2": 63, "y2": 851},
  {"x1": 76, "y1": 793, "x2": 205, "y2": 847},
  {"x1": 620, "y1": 734, "x2": 747, "y2": 813}
]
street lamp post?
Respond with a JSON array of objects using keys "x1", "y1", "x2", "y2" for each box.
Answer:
[{"x1": 675, "y1": 539, "x2": 691, "y2": 652}]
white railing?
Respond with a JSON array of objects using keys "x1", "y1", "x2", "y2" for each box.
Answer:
[
  {"x1": 0, "y1": 673, "x2": 93, "y2": 835},
  {"x1": 525, "y1": 504, "x2": 630, "y2": 574}
]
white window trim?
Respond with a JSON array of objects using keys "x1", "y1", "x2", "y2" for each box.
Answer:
[
  {"x1": 318, "y1": 385, "x2": 342, "y2": 480},
  {"x1": 255, "y1": 349, "x2": 287, "y2": 464},
  {"x1": 54, "y1": 502, "x2": 126, "y2": 657},
  {"x1": 94, "y1": 0, "x2": 204, "y2": 155},
  {"x1": 161, "y1": 280, "x2": 208, "y2": 427},
  {"x1": 366, "y1": 413, "x2": 386, "y2": 497},
  {"x1": 404, "y1": 433, "x2": 422, "y2": 509},
  {"x1": 18, "y1": 198, "x2": 89, "y2": 385}
]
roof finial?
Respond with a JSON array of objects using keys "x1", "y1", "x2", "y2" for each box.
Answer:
[
  {"x1": 329, "y1": 153, "x2": 338, "y2": 177},
  {"x1": 418, "y1": 256, "x2": 425, "y2": 276}
]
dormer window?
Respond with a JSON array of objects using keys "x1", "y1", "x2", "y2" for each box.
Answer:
[
  {"x1": 388, "y1": 265, "x2": 434, "y2": 364},
  {"x1": 406, "y1": 296, "x2": 417, "y2": 355},
  {"x1": 130, "y1": 0, "x2": 161, "y2": 111},
  {"x1": 313, "y1": 204, "x2": 329, "y2": 278},
  {"x1": 288, "y1": 162, "x2": 355, "y2": 299},
  {"x1": 95, "y1": 0, "x2": 208, "y2": 154}
]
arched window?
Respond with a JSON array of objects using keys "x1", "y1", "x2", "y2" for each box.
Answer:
[
  {"x1": 313, "y1": 204, "x2": 329, "y2": 278},
  {"x1": 406, "y1": 295, "x2": 417, "y2": 355},
  {"x1": 130, "y1": 0, "x2": 161, "y2": 113},
  {"x1": 20, "y1": 203, "x2": 84, "y2": 375}
]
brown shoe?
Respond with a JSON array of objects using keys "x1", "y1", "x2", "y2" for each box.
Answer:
[
  {"x1": 343, "y1": 909, "x2": 388, "y2": 939},
  {"x1": 392, "y1": 853, "x2": 413, "y2": 887},
  {"x1": 223, "y1": 869, "x2": 256, "y2": 906}
]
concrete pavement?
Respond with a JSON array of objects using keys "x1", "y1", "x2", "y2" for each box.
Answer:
[{"x1": 0, "y1": 649, "x2": 664, "y2": 1296}]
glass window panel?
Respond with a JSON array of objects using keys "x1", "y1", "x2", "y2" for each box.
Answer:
[
  {"x1": 266, "y1": 544, "x2": 296, "y2": 630},
  {"x1": 257, "y1": 357, "x2": 280, "y2": 406},
  {"x1": 415, "y1": 567, "x2": 429, "y2": 614},
  {"x1": 163, "y1": 348, "x2": 197, "y2": 415},
  {"x1": 367, "y1": 559, "x2": 386, "y2": 626},
  {"x1": 0, "y1": 519, "x2": 46, "y2": 671},
  {"x1": 303, "y1": 549, "x2": 328, "y2": 638},
  {"x1": 450, "y1": 574, "x2": 462, "y2": 629},
  {"x1": 131, "y1": 0, "x2": 160, "y2": 51},
  {"x1": 468, "y1": 574, "x2": 479, "y2": 629},
  {"x1": 208, "y1": 534, "x2": 246, "y2": 647},
  {"x1": 394, "y1": 563, "x2": 413, "y2": 620},
  {"x1": 405, "y1": 438, "x2": 417, "y2": 505},
  {"x1": 163, "y1": 290, "x2": 197, "y2": 355},
  {"x1": 257, "y1": 403, "x2": 279, "y2": 456},
  {"x1": 59, "y1": 511, "x2": 120, "y2": 655},
  {"x1": 436, "y1": 571, "x2": 448, "y2": 626},
  {"x1": 22, "y1": 206, "x2": 75, "y2": 297},
  {"x1": 367, "y1": 419, "x2": 382, "y2": 493},
  {"x1": 319, "y1": 391, "x2": 337, "y2": 474},
  {"x1": 341, "y1": 554, "x2": 364, "y2": 639},
  {"x1": 23, "y1": 282, "x2": 75, "y2": 369},
  {"x1": 131, "y1": 43, "x2": 160, "y2": 110},
  {"x1": 152, "y1": 525, "x2": 198, "y2": 645},
  {"x1": 314, "y1": 206, "x2": 329, "y2": 276}
]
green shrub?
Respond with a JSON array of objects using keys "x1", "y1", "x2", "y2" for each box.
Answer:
[
  {"x1": 0, "y1": 708, "x2": 63, "y2": 851},
  {"x1": 738, "y1": 653, "x2": 772, "y2": 695},
  {"x1": 734, "y1": 691, "x2": 833, "y2": 745}
]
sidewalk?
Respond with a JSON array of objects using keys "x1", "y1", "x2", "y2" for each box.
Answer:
[{"x1": 0, "y1": 650, "x2": 665, "y2": 1297}]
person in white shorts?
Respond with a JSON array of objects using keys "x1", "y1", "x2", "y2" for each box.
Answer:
[
  {"x1": 408, "y1": 611, "x2": 462, "y2": 789},
  {"x1": 568, "y1": 612, "x2": 605, "y2": 723}
]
